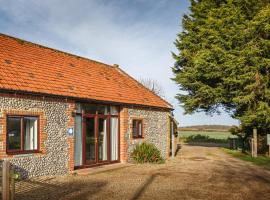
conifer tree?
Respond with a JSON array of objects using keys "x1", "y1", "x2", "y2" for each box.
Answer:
[{"x1": 172, "y1": 0, "x2": 270, "y2": 136}]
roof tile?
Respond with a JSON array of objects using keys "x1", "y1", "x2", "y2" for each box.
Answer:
[{"x1": 0, "y1": 34, "x2": 172, "y2": 109}]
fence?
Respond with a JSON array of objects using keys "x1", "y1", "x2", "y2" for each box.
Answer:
[{"x1": 0, "y1": 160, "x2": 15, "y2": 200}]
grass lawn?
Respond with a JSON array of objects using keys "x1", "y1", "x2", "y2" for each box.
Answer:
[
  {"x1": 222, "y1": 148, "x2": 270, "y2": 170},
  {"x1": 179, "y1": 130, "x2": 233, "y2": 144}
]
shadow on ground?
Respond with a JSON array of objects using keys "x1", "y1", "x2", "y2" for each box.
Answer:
[
  {"x1": 15, "y1": 176, "x2": 107, "y2": 200},
  {"x1": 14, "y1": 145, "x2": 270, "y2": 200}
]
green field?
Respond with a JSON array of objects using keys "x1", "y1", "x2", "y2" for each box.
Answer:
[
  {"x1": 179, "y1": 131, "x2": 233, "y2": 139},
  {"x1": 179, "y1": 131, "x2": 234, "y2": 144}
]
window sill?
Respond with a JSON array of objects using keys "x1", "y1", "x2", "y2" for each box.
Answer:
[
  {"x1": 132, "y1": 137, "x2": 144, "y2": 140},
  {"x1": 6, "y1": 150, "x2": 41, "y2": 155}
]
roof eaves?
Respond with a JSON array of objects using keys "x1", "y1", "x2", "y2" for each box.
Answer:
[{"x1": 113, "y1": 66, "x2": 173, "y2": 109}]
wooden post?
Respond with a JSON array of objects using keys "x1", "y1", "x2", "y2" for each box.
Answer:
[
  {"x1": 10, "y1": 168, "x2": 15, "y2": 200},
  {"x1": 2, "y1": 160, "x2": 10, "y2": 200},
  {"x1": 267, "y1": 134, "x2": 270, "y2": 157},
  {"x1": 251, "y1": 138, "x2": 254, "y2": 157},
  {"x1": 171, "y1": 122, "x2": 175, "y2": 158},
  {"x1": 253, "y1": 129, "x2": 257, "y2": 158}
]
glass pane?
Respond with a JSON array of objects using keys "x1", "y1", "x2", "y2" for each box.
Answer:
[
  {"x1": 138, "y1": 121, "x2": 142, "y2": 137},
  {"x1": 24, "y1": 117, "x2": 38, "y2": 150},
  {"x1": 110, "y1": 117, "x2": 118, "y2": 161},
  {"x1": 85, "y1": 118, "x2": 95, "y2": 165},
  {"x1": 110, "y1": 106, "x2": 119, "y2": 115},
  {"x1": 7, "y1": 117, "x2": 21, "y2": 150},
  {"x1": 97, "y1": 105, "x2": 109, "y2": 115},
  {"x1": 75, "y1": 103, "x2": 82, "y2": 114},
  {"x1": 98, "y1": 118, "x2": 107, "y2": 161},
  {"x1": 132, "y1": 120, "x2": 138, "y2": 138},
  {"x1": 82, "y1": 104, "x2": 98, "y2": 114},
  {"x1": 82, "y1": 104, "x2": 109, "y2": 115},
  {"x1": 75, "y1": 114, "x2": 83, "y2": 166}
]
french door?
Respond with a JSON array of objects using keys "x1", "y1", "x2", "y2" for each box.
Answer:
[{"x1": 83, "y1": 115, "x2": 112, "y2": 166}]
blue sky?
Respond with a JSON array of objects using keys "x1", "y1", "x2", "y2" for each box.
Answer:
[{"x1": 0, "y1": 0, "x2": 238, "y2": 126}]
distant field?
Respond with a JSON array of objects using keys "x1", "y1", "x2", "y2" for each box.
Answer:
[
  {"x1": 179, "y1": 130, "x2": 234, "y2": 144},
  {"x1": 179, "y1": 131, "x2": 233, "y2": 139},
  {"x1": 178, "y1": 125, "x2": 233, "y2": 132}
]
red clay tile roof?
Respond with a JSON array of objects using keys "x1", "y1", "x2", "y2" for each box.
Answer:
[{"x1": 0, "y1": 34, "x2": 172, "y2": 110}]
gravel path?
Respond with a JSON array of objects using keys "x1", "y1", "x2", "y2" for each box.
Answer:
[{"x1": 15, "y1": 145, "x2": 270, "y2": 200}]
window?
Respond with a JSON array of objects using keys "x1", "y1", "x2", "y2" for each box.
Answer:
[
  {"x1": 132, "y1": 120, "x2": 143, "y2": 138},
  {"x1": 80, "y1": 104, "x2": 120, "y2": 115},
  {"x1": 110, "y1": 106, "x2": 119, "y2": 115},
  {"x1": 7, "y1": 116, "x2": 39, "y2": 153}
]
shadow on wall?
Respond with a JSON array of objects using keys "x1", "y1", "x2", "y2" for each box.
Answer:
[{"x1": 15, "y1": 176, "x2": 107, "y2": 200}]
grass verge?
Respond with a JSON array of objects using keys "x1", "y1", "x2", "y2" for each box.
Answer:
[{"x1": 222, "y1": 148, "x2": 270, "y2": 170}]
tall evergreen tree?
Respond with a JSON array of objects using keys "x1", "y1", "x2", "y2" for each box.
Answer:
[{"x1": 172, "y1": 0, "x2": 270, "y2": 136}]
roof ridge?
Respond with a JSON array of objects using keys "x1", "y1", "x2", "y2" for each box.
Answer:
[
  {"x1": 0, "y1": 33, "x2": 114, "y2": 68},
  {"x1": 115, "y1": 67, "x2": 173, "y2": 109}
]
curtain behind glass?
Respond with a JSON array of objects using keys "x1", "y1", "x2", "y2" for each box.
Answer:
[
  {"x1": 24, "y1": 117, "x2": 37, "y2": 150},
  {"x1": 110, "y1": 117, "x2": 118, "y2": 161},
  {"x1": 75, "y1": 115, "x2": 83, "y2": 166}
]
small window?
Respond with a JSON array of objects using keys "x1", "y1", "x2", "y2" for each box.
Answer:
[
  {"x1": 7, "y1": 116, "x2": 39, "y2": 153},
  {"x1": 132, "y1": 120, "x2": 143, "y2": 139}
]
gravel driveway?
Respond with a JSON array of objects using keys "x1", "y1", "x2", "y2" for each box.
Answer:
[{"x1": 15, "y1": 145, "x2": 270, "y2": 200}]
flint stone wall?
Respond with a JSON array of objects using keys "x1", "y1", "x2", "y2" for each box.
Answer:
[
  {"x1": 126, "y1": 108, "x2": 170, "y2": 161},
  {"x1": 0, "y1": 95, "x2": 72, "y2": 178}
]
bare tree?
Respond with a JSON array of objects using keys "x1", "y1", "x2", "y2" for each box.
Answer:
[{"x1": 138, "y1": 78, "x2": 165, "y2": 98}]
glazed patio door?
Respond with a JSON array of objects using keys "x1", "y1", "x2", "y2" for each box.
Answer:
[
  {"x1": 84, "y1": 117, "x2": 96, "y2": 165},
  {"x1": 84, "y1": 116, "x2": 109, "y2": 165},
  {"x1": 98, "y1": 117, "x2": 108, "y2": 162}
]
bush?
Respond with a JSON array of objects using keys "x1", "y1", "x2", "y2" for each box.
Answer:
[{"x1": 131, "y1": 142, "x2": 164, "y2": 164}]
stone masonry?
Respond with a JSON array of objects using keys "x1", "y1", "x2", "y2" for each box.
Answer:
[
  {"x1": 124, "y1": 107, "x2": 170, "y2": 161},
  {"x1": 0, "y1": 93, "x2": 75, "y2": 178},
  {"x1": 0, "y1": 93, "x2": 171, "y2": 178}
]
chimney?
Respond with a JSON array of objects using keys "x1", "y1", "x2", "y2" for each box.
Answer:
[{"x1": 113, "y1": 64, "x2": 119, "y2": 68}]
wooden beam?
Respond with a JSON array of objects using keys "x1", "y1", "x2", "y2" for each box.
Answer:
[{"x1": 2, "y1": 160, "x2": 10, "y2": 200}]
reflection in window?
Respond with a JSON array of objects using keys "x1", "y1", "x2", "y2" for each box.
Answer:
[
  {"x1": 7, "y1": 117, "x2": 21, "y2": 150},
  {"x1": 7, "y1": 116, "x2": 38, "y2": 152},
  {"x1": 110, "y1": 106, "x2": 119, "y2": 115},
  {"x1": 81, "y1": 104, "x2": 109, "y2": 115},
  {"x1": 132, "y1": 120, "x2": 143, "y2": 138}
]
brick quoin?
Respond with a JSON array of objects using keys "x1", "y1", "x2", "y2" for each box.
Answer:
[
  {"x1": 67, "y1": 102, "x2": 76, "y2": 172},
  {"x1": 120, "y1": 107, "x2": 128, "y2": 162}
]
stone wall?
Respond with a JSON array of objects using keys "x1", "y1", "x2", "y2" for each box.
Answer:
[
  {"x1": 0, "y1": 93, "x2": 75, "y2": 178},
  {"x1": 125, "y1": 108, "x2": 170, "y2": 161}
]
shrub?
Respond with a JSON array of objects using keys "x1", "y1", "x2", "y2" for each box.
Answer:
[{"x1": 131, "y1": 142, "x2": 164, "y2": 164}]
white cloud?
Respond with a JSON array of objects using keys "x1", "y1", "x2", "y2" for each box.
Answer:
[{"x1": 0, "y1": 0, "x2": 238, "y2": 126}]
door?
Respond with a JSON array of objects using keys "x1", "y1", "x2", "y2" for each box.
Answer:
[
  {"x1": 98, "y1": 117, "x2": 108, "y2": 162},
  {"x1": 84, "y1": 116, "x2": 109, "y2": 165},
  {"x1": 84, "y1": 117, "x2": 96, "y2": 165}
]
